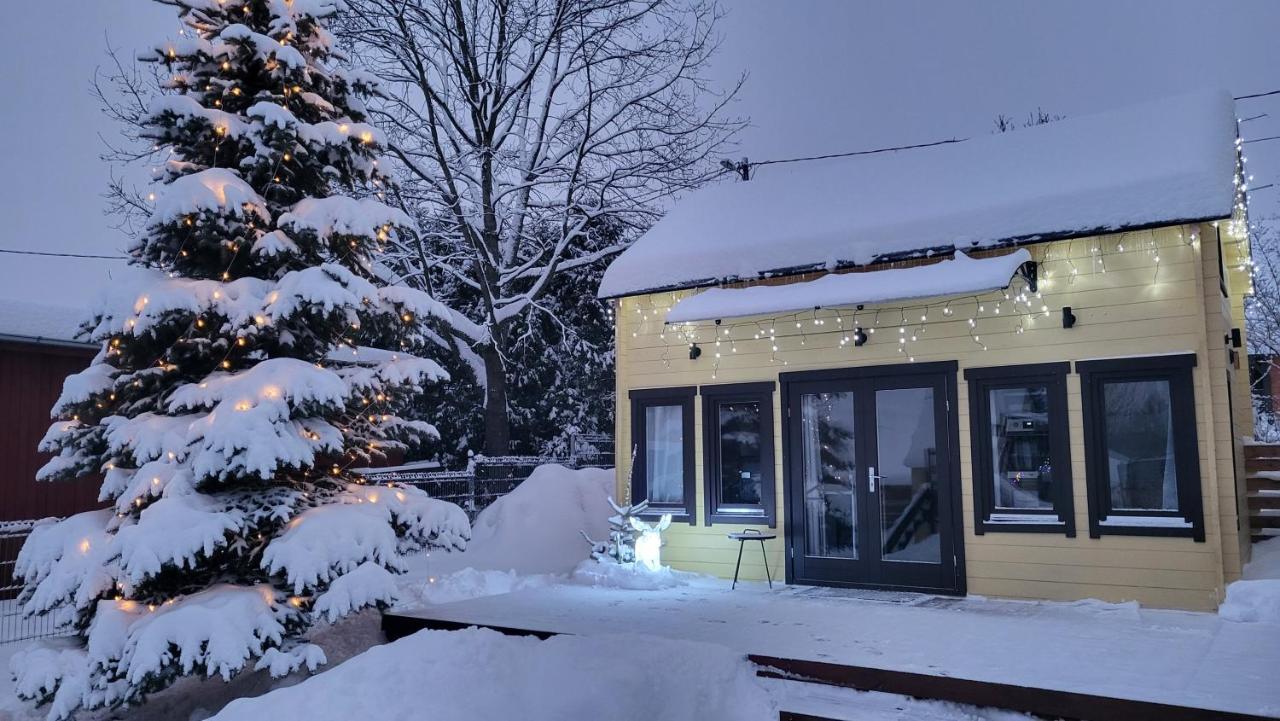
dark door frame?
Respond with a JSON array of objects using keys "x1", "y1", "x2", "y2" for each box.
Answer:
[{"x1": 779, "y1": 361, "x2": 966, "y2": 596}]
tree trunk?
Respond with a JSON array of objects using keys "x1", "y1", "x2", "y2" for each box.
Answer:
[{"x1": 480, "y1": 343, "x2": 511, "y2": 456}]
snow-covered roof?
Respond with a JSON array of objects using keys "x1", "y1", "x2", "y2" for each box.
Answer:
[
  {"x1": 599, "y1": 90, "x2": 1239, "y2": 299},
  {"x1": 0, "y1": 253, "x2": 150, "y2": 346},
  {"x1": 664, "y1": 249, "x2": 1031, "y2": 323}
]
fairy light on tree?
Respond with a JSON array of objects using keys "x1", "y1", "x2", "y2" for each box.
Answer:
[{"x1": 10, "y1": 1, "x2": 471, "y2": 716}]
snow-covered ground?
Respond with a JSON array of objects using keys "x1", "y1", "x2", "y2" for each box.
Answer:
[
  {"x1": 209, "y1": 626, "x2": 778, "y2": 721},
  {"x1": 391, "y1": 576, "x2": 1280, "y2": 717},
  {"x1": 1219, "y1": 536, "x2": 1280, "y2": 623},
  {"x1": 9, "y1": 466, "x2": 1280, "y2": 720}
]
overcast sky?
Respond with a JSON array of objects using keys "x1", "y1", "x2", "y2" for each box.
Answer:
[{"x1": 1, "y1": 0, "x2": 1277, "y2": 263}]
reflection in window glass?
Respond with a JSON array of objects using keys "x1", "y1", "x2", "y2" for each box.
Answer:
[
  {"x1": 645, "y1": 404, "x2": 684, "y2": 504},
  {"x1": 718, "y1": 402, "x2": 763, "y2": 505},
  {"x1": 989, "y1": 386, "x2": 1054, "y2": 510},
  {"x1": 876, "y1": 388, "x2": 940, "y2": 563},
  {"x1": 800, "y1": 393, "x2": 857, "y2": 559},
  {"x1": 1103, "y1": 380, "x2": 1178, "y2": 511}
]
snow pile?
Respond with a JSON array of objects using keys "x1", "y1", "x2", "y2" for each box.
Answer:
[
  {"x1": 400, "y1": 568, "x2": 558, "y2": 606},
  {"x1": 571, "y1": 559, "x2": 691, "y2": 590},
  {"x1": 599, "y1": 89, "x2": 1238, "y2": 298},
  {"x1": 209, "y1": 627, "x2": 777, "y2": 721},
  {"x1": 665, "y1": 249, "x2": 1031, "y2": 322},
  {"x1": 1220, "y1": 537, "x2": 1280, "y2": 624},
  {"x1": 404, "y1": 465, "x2": 614, "y2": 582}
]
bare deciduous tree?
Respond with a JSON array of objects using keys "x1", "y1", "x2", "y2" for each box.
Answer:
[{"x1": 340, "y1": 0, "x2": 743, "y2": 454}]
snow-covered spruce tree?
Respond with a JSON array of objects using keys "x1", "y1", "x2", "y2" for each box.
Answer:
[{"x1": 11, "y1": 1, "x2": 469, "y2": 717}]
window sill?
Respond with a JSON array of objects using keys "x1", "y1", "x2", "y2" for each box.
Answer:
[
  {"x1": 978, "y1": 514, "x2": 1073, "y2": 536},
  {"x1": 705, "y1": 510, "x2": 774, "y2": 528},
  {"x1": 1091, "y1": 515, "x2": 1202, "y2": 540},
  {"x1": 639, "y1": 508, "x2": 696, "y2": 525}
]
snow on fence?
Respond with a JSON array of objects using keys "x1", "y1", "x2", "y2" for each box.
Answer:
[
  {"x1": 361, "y1": 435, "x2": 614, "y2": 519},
  {"x1": 1, "y1": 520, "x2": 70, "y2": 645}
]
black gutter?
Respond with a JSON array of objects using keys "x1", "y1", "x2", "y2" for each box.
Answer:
[{"x1": 597, "y1": 214, "x2": 1232, "y2": 301}]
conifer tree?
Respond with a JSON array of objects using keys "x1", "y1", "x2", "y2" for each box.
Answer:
[{"x1": 11, "y1": 1, "x2": 470, "y2": 716}]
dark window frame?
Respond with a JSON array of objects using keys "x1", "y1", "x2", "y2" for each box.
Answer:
[
  {"x1": 700, "y1": 381, "x2": 777, "y2": 527},
  {"x1": 964, "y1": 362, "x2": 1076, "y2": 536},
  {"x1": 1076, "y1": 354, "x2": 1205, "y2": 541},
  {"x1": 629, "y1": 386, "x2": 697, "y2": 524},
  {"x1": 1216, "y1": 225, "x2": 1228, "y2": 298}
]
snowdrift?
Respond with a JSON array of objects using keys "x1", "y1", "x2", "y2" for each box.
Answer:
[{"x1": 209, "y1": 627, "x2": 776, "y2": 721}]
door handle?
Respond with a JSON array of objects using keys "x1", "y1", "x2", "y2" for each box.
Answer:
[{"x1": 868, "y1": 466, "x2": 882, "y2": 493}]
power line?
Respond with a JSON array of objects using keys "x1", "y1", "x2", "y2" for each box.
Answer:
[
  {"x1": 750, "y1": 137, "x2": 968, "y2": 169},
  {"x1": 0, "y1": 248, "x2": 127, "y2": 260},
  {"x1": 1236, "y1": 89, "x2": 1280, "y2": 101},
  {"x1": 1245, "y1": 135, "x2": 1280, "y2": 145}
]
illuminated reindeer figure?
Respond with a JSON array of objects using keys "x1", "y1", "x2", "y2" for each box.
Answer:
[
  {"x1": 629, "y1": 514, "x2": 672, "y2": 572},
  {"x1": 580, "y1": 448, "x2": 672, "y2": 570}
]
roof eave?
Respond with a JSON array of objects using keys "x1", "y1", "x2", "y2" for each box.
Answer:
[{"x1": 597, "y1": 213, "x2": 1232, "y2": 301}]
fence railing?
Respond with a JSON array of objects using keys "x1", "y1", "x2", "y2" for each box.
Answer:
[
  {"x1": 1, "y1": 520, "x2": 70, "y2": 645},
  {"x1": 361, "y1": 434, "x2": 614, "y2": 518}
]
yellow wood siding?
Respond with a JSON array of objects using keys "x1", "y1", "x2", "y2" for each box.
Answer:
[{"x1": 613, "y1": 224, "x2": 1246, "y2": 611}]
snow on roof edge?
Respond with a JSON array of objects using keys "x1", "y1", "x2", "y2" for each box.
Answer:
[
  {"x1": 664, "y1": 249, "x2": 1032, "y2": 323},
  {"x1": 599, "y1": 216, "x2": 1226, "y2": 300},
  {"x1": 599, "y1": 89, "x2": 1239, "y2": 299}
]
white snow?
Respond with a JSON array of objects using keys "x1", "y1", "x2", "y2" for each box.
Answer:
[
  {"x1": 0, "y1": 255, "x2": 148, "y2": 345},
  {"x1": 664, "y1": 249, "x2": 1031, "y2": 322},
  {"x1": 279, "y1": 196, "x2": 413, "y2": 241},
  {"x1": 401, "y1": 464, "x2": 614, "y2": 583},
  {"x1": 150, "y1": 168, "x2": 269, "y2": 226},
  {"x1": 393, "y1": 579, "x2": 1280, "y2": 717},
  {"x1": 570, "y1": 559, "x2": 692, "y2": 590},
  {"x1": 209, "y1": 627, "x2": 778, "y2": 721},
  {"x1": 115, "y1": 494, "x2": 243, "y2": 587},
  {"x1": 599, "y1": 89, "x2": 1238, "y2": 298},
  {"x1": 1098, "y1": 515, "x2": 1193, "y2": 528},
  {"x1": 1219, "y1": 537, "x2": 1280, "y2": 624}
]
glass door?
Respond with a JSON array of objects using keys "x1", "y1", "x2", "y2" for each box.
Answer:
[
  {"x1": 867, "y1": 377, "x2": 955, "y2": 591},
  {"x1": 785, "y1": 364, "x2": 961, "y2": 594},
  {"x1": 787, "y1": 383, "x2": 872, "y2": 585}
]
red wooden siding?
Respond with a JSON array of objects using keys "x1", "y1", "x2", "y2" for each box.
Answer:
[{"x1": 0, "y1": 341, "x2": 102, "y2": 522}]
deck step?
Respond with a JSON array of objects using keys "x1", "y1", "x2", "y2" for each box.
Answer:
[
  {"x1": 1246, "y1": 476, "x2": 1280, "y2": 493},
  {"x1": 1244, "y1": 444, "x2": 1280, "y2": 461},
  {"x1": 1249, "y1": 513, "x2": 1280, "y2": 529},
  {"x1": 1251, "y1": 527, "x2": 1280, "y2": 542},
  {"x1": 1246, "y1": 457, "x2": 1280, "y2": 472}
]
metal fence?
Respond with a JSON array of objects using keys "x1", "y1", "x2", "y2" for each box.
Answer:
[
  {"x1": 362, "y1": 434, "x2": 614, "y2": 518},
  {"x1": 1, "y1": 520, "x2": 69, "y2": 644}
]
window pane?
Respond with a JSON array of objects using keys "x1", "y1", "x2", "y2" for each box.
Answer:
[
  {"x1": 1103, "y1": 380, "x2": 1178, "y2": 511},
  {"x1": 644, "y1": 404, "x2": 684, "y2": 504},
  {"x1": 718, "y1": 401, "x2": 763, "y2": 505},
  {"x1": 988, "y1": 386, "x2": 1054, "y2": 510},
  {"x1": 877, "y1": 388, "x2": 940, "y2": 563},
  {"x1": 800, "y1": 392, "x2": 857, "y2": 559}
]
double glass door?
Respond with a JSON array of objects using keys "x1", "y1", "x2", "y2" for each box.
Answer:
[{"x1": 785, "y1": 364, "x2": 961, "y2": 593}]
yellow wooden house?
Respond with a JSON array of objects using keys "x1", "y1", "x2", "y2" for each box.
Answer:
[{"x1": 599, "y1": 90, "x2": 1254, "y2": 611}]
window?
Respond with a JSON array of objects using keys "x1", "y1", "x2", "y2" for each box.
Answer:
[
  {"x1": 701, "y1": 382, "x2": 776, "y2": 526},
  {"x1": 629, "y1": 387, "x2": 696, "y2": 522},
  {"x1": 965, "y1": 363, "x2": 1075, "y2": 535},
  {"x1": 1077, "y1": 354, "x2": 1204, "y2": 540}
]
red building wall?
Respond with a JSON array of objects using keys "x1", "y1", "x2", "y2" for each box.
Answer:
[{"x1": 0, "y1": 341, "x2": 102, "y2": 522}]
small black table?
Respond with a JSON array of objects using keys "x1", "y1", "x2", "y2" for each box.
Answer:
[{"x1": 727, "y1": 529, "x2": 777, "y2": 589}]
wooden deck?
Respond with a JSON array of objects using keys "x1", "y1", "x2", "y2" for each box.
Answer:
[{"x1": 384, "y1": 605, "x2": 1279, "y2": 721}]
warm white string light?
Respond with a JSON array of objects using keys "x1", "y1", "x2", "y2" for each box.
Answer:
[{"x1": 623, "y1": 230, "x2": 1210, "y2": 377}]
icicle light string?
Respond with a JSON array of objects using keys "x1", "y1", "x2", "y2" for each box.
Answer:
[{"x1": 635, "y1": 230, "x2": 1206, "y2": 367}]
